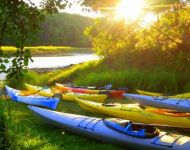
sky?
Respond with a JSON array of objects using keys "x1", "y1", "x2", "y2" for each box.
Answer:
[{"x1": 30, "y1": 0, "x2": 101, "y2": 17}]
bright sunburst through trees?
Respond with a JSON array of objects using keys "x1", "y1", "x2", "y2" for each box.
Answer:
[
  {"x1": 84, "y1": 0, "x2": 190, "y2": 71},
  {"x1": 115, "y1": 0, "x2": 146, "y2": 21}
]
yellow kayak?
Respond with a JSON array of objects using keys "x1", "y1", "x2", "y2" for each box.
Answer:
[
  {"x1": 25, "y1": 83, "x2": 54, "y2": 97},
  {"x1": 76, "y1": 98, "x2": 190, "y2": 128},
  {"x1": 137, "y1": 90, "x2": 190, "y2": 98},
  {"x1": 136, "y1": 90, "x2": 162, "y2": 96},
  {"x1": 62, "y1": 93, "x2": 107, "y2": 102},
  {"x1": 25, "y1": 83, "x2": 107, "y2": 102}
]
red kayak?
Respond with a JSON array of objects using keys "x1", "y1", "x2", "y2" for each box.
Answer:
[{"x1": 55, "y1": 83, "x2": 125, "y2": 98}]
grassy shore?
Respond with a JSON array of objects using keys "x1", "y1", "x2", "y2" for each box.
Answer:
[
  {"x1": 1, "y1": 46, "x2": 92, "y2": 56},
  {"x1": 0, "y1": 98, "x2": 123, "y2": 150},
  {"x1": 2, "y1": 57, "x2": 190, "y2": 149}
]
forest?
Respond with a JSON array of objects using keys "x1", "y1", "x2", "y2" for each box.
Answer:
[{"x1": 3, "y1": 13, "x2": 93, "y2": 47}]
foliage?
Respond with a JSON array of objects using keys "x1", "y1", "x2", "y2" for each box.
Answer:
[
  {"x1": 82, "y1": 0, "x2": 187, "y2": 10},
  {"x1": 83, "y1": 0, "x2": 119, "y2": 9},
  {"x1": 84, "y1": 19, "x2": 140, "y2": 59},
  {"x1": 0, "y1": 0, "x2": 66, "y2": 80},
  {"x1": 136, "y1": 7, "x2": 190, "y2": 70},
  {"x1": 84, "y1": 18, "x2": 142, "y2": 67},
  {"x1": 84, "y1": 4, "x2": 190, "y2": 71}
]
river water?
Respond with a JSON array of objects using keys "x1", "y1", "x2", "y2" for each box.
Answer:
[{"x1": 0, "y1": 53, "x2": 99, "y2": 80}]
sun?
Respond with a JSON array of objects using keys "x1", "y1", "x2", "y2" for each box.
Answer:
[{"x1": 115, "y1": 0, "x2": 146, "y2": 21}]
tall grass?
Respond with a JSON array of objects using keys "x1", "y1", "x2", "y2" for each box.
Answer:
[
  {"x1": 4, "y1": 59, "x2": 190, "y2": 95},
  {"x1": 74, "y1": 69, "x2": 184, "y2": 94},
  {"x1": 42, "y1": 60, "x2": 103, "y2": 85},
  {"x1": 0, "y1": 97, "x2": 10, "y2": 149},
  {"x1": 5, "y1": 71, "x2": 42, "y2": 89},
  {"x1": 37, "y1": 60, "x2": 190, "y2": 95}
]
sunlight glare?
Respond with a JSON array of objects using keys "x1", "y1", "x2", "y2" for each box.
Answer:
[
  {"x1": 141, "y1": 13, "x2": 157, "y2": 27},
  {"x1": 115, "y1": 0, "x2": 146, "y2": 21}
]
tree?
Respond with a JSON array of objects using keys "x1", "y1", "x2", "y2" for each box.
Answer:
[
  {"x1": 0, "y1": 0, "x2": 66, "y2": 80},
  {"x1": 82, "y1": 0, "x2": 119, "y2": 9},
  {"x1": 84, "y1": 0, "x2": 190, "y2": 70}
]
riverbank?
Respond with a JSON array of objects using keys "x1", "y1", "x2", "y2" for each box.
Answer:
[
  {"x1": 30, "y1": 64, "x2": 75, "y2": 73},
  {"x1": 2, "y1": 56, "x2": 190, "y2": 149},
  {"x1": 1, "y1": 46, "x2": 92, "y2": 56},
  {"x1": 2, "y1": 63, "x2": 190, "y2": 149}
]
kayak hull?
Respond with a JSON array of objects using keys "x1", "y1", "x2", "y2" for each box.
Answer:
[
  {"x1": 137, "y1": 90, "x2": 190, "y2": 98},
  {"x1": 76, "y1": 98, "x2": 190, "y2": 128},
  {"x1": 5, "y1": 86, "x2": 59, "y2": 110},
  {"x1": 124, "y1": 94, "x2": 190, "y2": 112},
  {"x1": 55, "y1": 83, "x2": 125, "y2": 98},
  {"x1": 28, "y1": 105, "x2": 190, "y2": 150}
]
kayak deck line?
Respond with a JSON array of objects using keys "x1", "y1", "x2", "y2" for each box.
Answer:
[{"x1": 76, "y1": 117, "x2": 102, "y2": 130}]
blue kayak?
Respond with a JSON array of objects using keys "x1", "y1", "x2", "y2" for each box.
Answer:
[
  {"x1": 28, "y1": 105, "x2": 190, "y2": 150},
  {"x1": 5, "y1": 86, "x2": 59, "y2": 110},
  {"x1": 124, "y1": 94, "x2": 190, "y2": 112}
]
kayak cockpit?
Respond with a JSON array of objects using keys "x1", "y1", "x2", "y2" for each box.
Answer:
[{"x1": 103, "y1": 118, "x2": 159, "y2": 138}]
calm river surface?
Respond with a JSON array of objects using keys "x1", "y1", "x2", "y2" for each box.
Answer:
[{"x1": 0, "y1": 53, "x2": 99, "y2": 80}]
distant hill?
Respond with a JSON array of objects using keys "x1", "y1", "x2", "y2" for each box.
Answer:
[
  {"x1": 34, "y1": 13, "x2": 94, "y2": 47},
  {"x1": 3, "y1": 13, "x2": 94, "y2": 47}
]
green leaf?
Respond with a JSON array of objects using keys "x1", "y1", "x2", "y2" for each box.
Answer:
[
  {"x1": 0, "y1": 64, "x2": 6, "y2": 70},
  {"x1": 12, "y1": 59, "x2": 17, "y2": 66},
  {"x1": 4, "y1": 59, "x2": 9, "y2": 63},
  {"x1": 24, "y1": 58, "x2": 28, "y2": 66}
]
